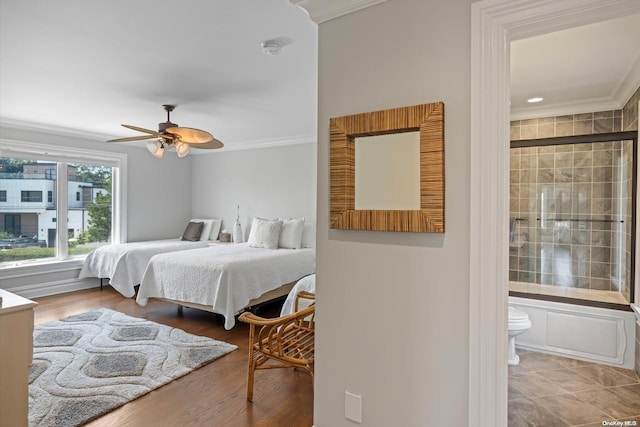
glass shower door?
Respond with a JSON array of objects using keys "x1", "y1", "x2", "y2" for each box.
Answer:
[{"x1": 509, "y1": 138, "x2": 635, "y2": 306}]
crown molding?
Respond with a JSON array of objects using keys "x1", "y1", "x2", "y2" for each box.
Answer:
[
  {"x1": 290, "y1": 0, "x2": 388, "y2": 24},
  {"x1": 616, "y1": 48, "x2": 640, "y2": 107},
  {"x1": 200, "y1": 133, "x2": 317, "y2": 153},
  {"x1": 0, "y1": 118, "x2": 114, "y2": 142},
  {"x1": 0, "y1": 117, "x2": 316, "y2": 154}
]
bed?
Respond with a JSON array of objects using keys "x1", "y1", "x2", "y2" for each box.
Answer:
[
  {"x1": 136, "y1": 243, "x2": 316, "y2": 329},
  {"x1": 78, "y1": 239, "x2": 210, "y2": 297}
]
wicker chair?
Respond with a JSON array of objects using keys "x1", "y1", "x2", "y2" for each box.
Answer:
[{"x1": 238, "y1": 291, "x2": 315, "y2": 401}]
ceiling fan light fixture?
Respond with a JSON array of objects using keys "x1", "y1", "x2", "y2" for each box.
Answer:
[
  {"x1": 146, "y1": 140, "x2": 165, "y2": 158},
  {"x1": 108, "y1": 105, "x2": 223, "y2": 157},
  {"x1": 175, "y1": 141, "x2": 190, "y2": 157}
]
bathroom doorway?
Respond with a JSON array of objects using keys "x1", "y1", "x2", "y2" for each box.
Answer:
[{"x1": 469, "y1": 1, "x2": 640, "y2": 426}]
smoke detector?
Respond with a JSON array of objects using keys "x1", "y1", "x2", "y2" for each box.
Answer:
[{"x1": 261, "y1": 40, "x2": 282, "y2": 56}]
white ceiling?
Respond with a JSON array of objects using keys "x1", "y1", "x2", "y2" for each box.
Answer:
[
  {"x1": 511, "y1": 13, "x2": 640, "y2": 120},
  {"x1": 1, "y1": 2, "x2": 638, "y2": 153},
  {"x1": 0, "y1": 0, "x2": 318, "y2": 151}
]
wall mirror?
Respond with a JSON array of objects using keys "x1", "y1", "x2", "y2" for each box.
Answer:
[{"x1": 330, "y1": 102, "x2": 445, "y2": 233}]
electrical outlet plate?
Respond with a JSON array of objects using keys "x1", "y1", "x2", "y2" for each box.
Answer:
[{"x1": 345, "y1": 391, "x2": 362, "y2": 423}]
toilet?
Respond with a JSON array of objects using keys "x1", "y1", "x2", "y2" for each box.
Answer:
[{"x1": 508, "y1": 305, "x2": 531, "y2": 365}]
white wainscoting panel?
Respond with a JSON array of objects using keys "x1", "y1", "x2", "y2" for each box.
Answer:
[
  {"x1": 510, "y1": 296, "x2": 636, "y2": 369},
  {"x1": 546, "y1": 312, "x2": 621, "y2": 359}
]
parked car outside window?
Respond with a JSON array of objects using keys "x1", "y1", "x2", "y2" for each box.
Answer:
[{"x1": 0, "y1": 235, "x2": 47, "y2": 250}]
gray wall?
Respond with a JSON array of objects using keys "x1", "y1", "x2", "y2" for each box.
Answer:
[
  {"x1": 315, "y1": 1, "x2": 472, "y2": 425},
  {"x1": 190, "y1": 143, "x2": 317, "y2": 239}
]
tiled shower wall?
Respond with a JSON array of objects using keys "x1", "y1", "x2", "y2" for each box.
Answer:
[
  {"x1": 510, "y1": 110, "x2": 623, "y2": 141},
  {"x1": 509, "y1": 141, "x2": 632, "y2": 294}
]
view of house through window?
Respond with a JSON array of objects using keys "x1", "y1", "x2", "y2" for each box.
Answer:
[{"x1": 0, "y1": 157, "x2": 113, "y2": 265}]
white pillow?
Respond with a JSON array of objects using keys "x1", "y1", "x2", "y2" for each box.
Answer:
[
  {"x1": 209, "y1": 219, "x2": 222, "y2": 241},
  {"x1": 278, "y1": 218, "x2": 305, "y2": 249},
  {"x1": 248, "y1": 218, "x2": 283, "y2": 249},
  {"x1": 191, "y1": 219, "x2": 214, "y2": 242},
  {"x1": 301, "y1": 222, "x2": 315, "y2": 248}
]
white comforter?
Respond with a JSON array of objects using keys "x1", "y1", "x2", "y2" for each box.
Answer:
[
  {"x1": 79, "y1": 239, "x2": 209, "y2": 298},
  {"x1": 280, "y1": 274, "x2": 316, "y2": 317},
  {"x1": 136, "y1": 243, "x2": 316, "y2": 329}
]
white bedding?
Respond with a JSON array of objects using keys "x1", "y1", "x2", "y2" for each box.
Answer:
[
  {"x1": 280, "y1": 274, "x2": 316, "y2": 317},
  {"x1": 78, "y1": 239, "x2": 209, "y2": 298},
  {"x1": 136, "y1": 243, "x2": 316, "y2": 329}
]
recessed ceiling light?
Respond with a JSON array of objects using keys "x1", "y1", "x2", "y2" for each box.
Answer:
[{"x1": 527, "y1": 97, "x2": 543, "y2": 103}]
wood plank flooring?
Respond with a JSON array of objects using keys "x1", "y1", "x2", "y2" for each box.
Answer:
[{"x1": 31, "y1": 287, "x2": 314, "y2": 427}]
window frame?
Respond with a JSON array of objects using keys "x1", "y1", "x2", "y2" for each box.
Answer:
[
  {"x1": 20, "y1": 190, "x2": 43, "y2": 202},
  {"x1": 0, "y1": 139, "x2": 127, "y2": 269}
]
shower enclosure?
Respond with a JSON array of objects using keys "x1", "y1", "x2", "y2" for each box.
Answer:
[{"x1": 509, "y1": 132, "x2": 637, "y2": 306}]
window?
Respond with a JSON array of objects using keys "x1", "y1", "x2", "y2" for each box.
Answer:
[
  {"x1": 21, "y1": 191, "x2": 43, "y2": 202},
  {"x1": 0, "y1": 190, "x2": 6, "y2": 202},
  {"x1": 0, "y1": 140, "x2": 126, "y2": 267},
  {"x1": 4, "y1": 214, "x2": 21, "y2": 236}
]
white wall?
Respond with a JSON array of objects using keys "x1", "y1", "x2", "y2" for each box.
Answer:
[
  {"x1": 190, "y1": 143, "x2": 317, "y2": 240},
  {"x1": 315, "y1": 1, "x2": 472, "y2": 426}
]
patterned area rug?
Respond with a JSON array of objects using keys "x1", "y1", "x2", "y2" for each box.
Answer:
[{"x1": 29, "y1": 308, "x2": 237, "y2": 427}]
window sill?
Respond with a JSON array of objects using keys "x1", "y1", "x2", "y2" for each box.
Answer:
[{"x1": 0, "y1": 258, "x2": 86, "y2": 279}]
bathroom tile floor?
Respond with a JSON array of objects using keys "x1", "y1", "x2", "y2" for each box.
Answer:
[{"x1": 508, "y1": 350, "x2": 640, "y2": 426}]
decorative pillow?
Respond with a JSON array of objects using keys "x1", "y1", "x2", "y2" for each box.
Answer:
[
  {"x1": 191, "y1": 219, "x2": 213, "y2": 242},
  {"x1": 278, "y1": 217, "x2": 305, "y2": 249},
  {"x1": 209, "y1": 219, "x2": 222, "y2": 241},
  {"x1": 247, "y1": 218, "x2": 283, "y2": 249},
  {"x1": 301, "y1": 222, "x2": 315, "y2": 248},
  {"x1": 190, "y1": 218, "x2": 222, "y2": 241},
  {"x1": 181, "y1": 221, "x2": 204, "y2": 241}
]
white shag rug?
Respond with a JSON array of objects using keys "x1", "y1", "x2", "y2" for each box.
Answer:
[{"x1": 29, "y1": 308, "x2": 237, "y2": 427}]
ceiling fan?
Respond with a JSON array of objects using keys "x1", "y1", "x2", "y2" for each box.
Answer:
[{"x1": 107, "y1": 104, "x2": 223, "y2": 158}]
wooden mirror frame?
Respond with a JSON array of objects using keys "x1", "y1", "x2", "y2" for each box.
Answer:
[{"x1": 329, "y1": 102, "x2": 445, "y2": 233}]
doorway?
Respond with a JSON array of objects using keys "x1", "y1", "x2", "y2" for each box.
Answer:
[{"x1": 470, "y1": 1, "x2": 640, "y2": 426}]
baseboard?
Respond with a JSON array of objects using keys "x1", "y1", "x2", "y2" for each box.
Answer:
[{"x1": 6, "y1": 277, "x2": 100, "y2": 300}]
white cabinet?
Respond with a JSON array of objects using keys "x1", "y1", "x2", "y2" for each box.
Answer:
[{"x1": 0, "y1": 289, "x2": 37, "y2": 427}]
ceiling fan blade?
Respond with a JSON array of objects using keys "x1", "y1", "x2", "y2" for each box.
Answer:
[
  {"x1": 121, "y1": 124, "x2": 164, "y2": 136},
  {"x1": 165, "y1": 126, "x2": 214, "y2": 144},
  {"x1": 107, "y1": 135, "x2": 157, "y2": 143},
  {"x1": 188, "y1": 138, "x2": 224, "y2": 149}
]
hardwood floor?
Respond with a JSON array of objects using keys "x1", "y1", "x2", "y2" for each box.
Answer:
[{"x1": 32, "y1": 287, "x2": 314, "y2": 427}]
